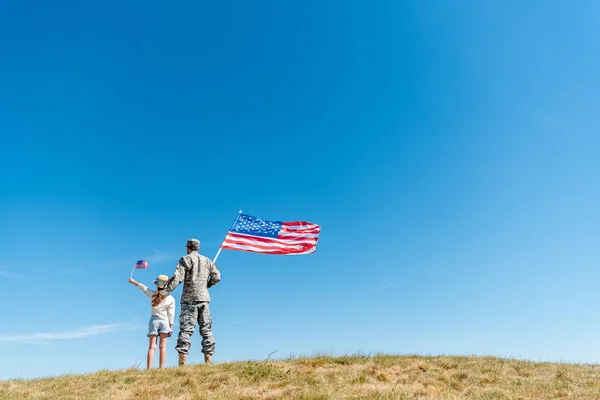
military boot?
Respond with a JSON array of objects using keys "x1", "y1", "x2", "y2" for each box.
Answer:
[
  {"x1": 178, "y1": 352, "x2": 187, "y2": 367},
  {"x1": 204, "y1": 353, "x2": 212, "y2": 364}
]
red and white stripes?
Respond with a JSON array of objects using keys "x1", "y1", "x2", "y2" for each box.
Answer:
[{"x1": 221, "y1": 221, "x2": 320, "y2": 255}]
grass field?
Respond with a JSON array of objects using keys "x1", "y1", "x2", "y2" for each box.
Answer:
[{"x1": 2, "y1": 354, "x2": 600, "y2": 399}]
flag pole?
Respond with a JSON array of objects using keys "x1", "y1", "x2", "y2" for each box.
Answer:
[
  {"x1": 129, "y1": 257, "x2": 141, "y2": 279},
  {"x1": 213, "y1": 210, "x2": 242, "y2": 264}
]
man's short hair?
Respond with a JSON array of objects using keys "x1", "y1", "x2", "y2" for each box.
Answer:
[{"x1": 186, "y1": 238, "x2": 200, "y2": 251}]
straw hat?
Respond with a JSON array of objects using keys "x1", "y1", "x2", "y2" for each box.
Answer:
[{"x1": 154, "y1": 275, "x2": 169, "y2": 289}]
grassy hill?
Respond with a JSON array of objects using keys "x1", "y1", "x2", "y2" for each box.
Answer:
[{"x1": 2, "y1": 354, "x2": 600, "y2": 399}]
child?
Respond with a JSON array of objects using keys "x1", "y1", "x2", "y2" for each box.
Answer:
[{"x1": 129, "y1": 275, "x2": 176, "y2": 369}]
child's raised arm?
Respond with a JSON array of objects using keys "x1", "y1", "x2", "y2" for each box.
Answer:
[{"x1": 129, "y1": 278, "x2": 154, "y2": 299}]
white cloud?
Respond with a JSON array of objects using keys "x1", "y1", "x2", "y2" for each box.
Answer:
[
  {"x1": 0, "y1": 269, "x2": 20, "y2": 278},
  {"x1": 61, "y1": 268, "x2": 80, "y2": 275},
  {"x1": 0, "y1": 322, "x2": 143, "y2": 345},
  {"x1": 531, "y1": 111, "x2": 561, "y2": 131},
  {"x1": 375, "y1": 283, "x2": 393, "y2": 291},
  {"x1": 112, "y1": 249, "x2": 178, "y2": 268},
  {"x1": 146, "y1": 249, "x2": 177, "y2": 265}
]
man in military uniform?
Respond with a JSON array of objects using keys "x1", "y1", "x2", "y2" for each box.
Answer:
[{"x1": 164, "y1": 238, "x2": 221, "y2": 366}]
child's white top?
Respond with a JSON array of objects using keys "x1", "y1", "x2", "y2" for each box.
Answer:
[{"x1": 136, "y1": 283, "x2": 176, "y2": 325}]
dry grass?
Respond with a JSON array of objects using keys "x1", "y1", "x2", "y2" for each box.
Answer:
[{"x1": 2, "y1": 355, "x2": 600, "y2": 399}]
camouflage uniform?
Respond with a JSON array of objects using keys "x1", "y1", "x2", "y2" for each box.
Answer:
[
  {"x1": 178, "y1": 302, "x2": 215, "y2": 355},
  {"x1": 164, "y1": 239, "x2": 221, "y2": 355}
]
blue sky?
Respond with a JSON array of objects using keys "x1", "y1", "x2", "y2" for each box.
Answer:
[{"x1": 1, "y1": 0, "x2": 600, "y2": 379}]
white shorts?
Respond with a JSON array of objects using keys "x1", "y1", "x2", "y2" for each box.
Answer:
[{"x1": 147, "y1": 316, "x2": 172, "y2": 337}]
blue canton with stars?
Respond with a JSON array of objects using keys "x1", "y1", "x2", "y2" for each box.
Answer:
[{"x1": 230, "y1": 214, "x2": 283, "y2": 238}]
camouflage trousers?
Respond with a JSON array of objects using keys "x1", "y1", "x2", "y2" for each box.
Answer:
[{"x1": 176, "y1": 301, "x2": 215, "y2": 355}]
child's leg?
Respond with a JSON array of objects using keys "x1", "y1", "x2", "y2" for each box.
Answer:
[
  {"x1": 147, "y1": 335, "x2": 157, "y2": 369},
  {"x1": 159, "y1": 333, "x2": 169, "y2": 368}
]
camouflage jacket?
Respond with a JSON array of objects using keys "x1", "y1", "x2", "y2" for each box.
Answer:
[{"x1": 164, "y1": 251, "x2": 220, "y2": 303}]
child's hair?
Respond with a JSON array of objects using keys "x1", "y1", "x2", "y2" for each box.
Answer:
[{"x1": 152, "y1": 289, "x2": 166, "y2": 307}]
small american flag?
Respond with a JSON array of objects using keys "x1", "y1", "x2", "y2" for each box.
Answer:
[
  {"x1": 221, "y1": 213, "x2": 320, "y2": 255},
  {"x1": 135, "y1": 259, "x2": 149, "y2": 269}
]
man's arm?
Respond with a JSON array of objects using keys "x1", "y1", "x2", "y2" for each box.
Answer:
[
  {"x1": 164, "y1": 258, "x2": 187, "y2": 293},
  {"x1": 207, "y1": 260, "x2": 221, "y2": 288}
]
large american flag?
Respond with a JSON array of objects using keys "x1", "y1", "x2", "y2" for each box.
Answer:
[{"x1": 221, "y1": 213, "x2": 320, "y2": 255}]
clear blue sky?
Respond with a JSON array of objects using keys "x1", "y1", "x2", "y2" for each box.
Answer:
[{"x1": 1, "y1": 0, "x2": 600, "y2": 379}]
